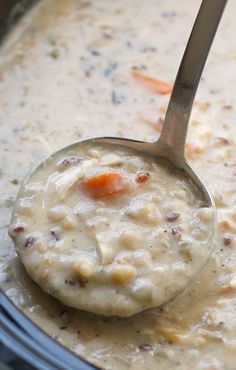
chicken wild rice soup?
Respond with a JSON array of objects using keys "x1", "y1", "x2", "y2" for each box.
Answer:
[
  {"x1": 0, "y1": 0, "x2": 236, "y2": 369},
  {"x1": 9, "y1": 142, "x2": 214, "y2": 317}
]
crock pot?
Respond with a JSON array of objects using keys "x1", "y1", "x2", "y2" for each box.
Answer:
[{"x1": 0, "y1": 2, "x2": 97, "y2": 369}]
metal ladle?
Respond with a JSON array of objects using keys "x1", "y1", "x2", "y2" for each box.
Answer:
[{"x1": 13, "y1": 0, "x2": 227, "y2": 309}]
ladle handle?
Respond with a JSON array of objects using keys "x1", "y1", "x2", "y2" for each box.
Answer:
[{"x1": 158, "y1": 0, "x2": 227, "y2": 158}]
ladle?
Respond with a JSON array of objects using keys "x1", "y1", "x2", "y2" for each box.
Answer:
[{"x1": 12, "y1": 0, "x2": 227, "y2": 310}]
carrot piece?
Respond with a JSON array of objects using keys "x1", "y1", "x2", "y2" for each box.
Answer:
[
  {"x1": 82, "y1": 172, "x2": 129, "y2": 198},
  {"x1": 132, "y1": 70, "x2": 172, "y2": 95}
]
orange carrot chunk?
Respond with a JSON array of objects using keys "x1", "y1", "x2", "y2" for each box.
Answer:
[
  {"x1": 82, "y1": 172, "x2": 129, "y2": 198},
  {"x1": 132, "y1": 70, "x2": 172, "y2": 95}
]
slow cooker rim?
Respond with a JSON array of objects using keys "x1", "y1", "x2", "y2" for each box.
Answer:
[{"x1": 0, "y1": 291, "x2": 99, "y2": 370}]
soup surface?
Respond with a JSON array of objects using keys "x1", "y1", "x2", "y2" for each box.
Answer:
[{"x1": 1, "y1": 0, "x2": 236, "y2": 369}]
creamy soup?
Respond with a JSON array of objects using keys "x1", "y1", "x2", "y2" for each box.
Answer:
[
  {"x1": 1, "y1": 0, "x2": 236, "y2": 369},
  {"x1": 9, "y1": 142, "x2": 214, "y2": 317}
]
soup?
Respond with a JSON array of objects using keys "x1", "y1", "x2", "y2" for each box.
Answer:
[{"x1": 1, "y1": 0, "x2": 236, "y2": 369}]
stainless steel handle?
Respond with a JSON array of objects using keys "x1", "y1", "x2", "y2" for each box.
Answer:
[{"x1": 158, "y1": 0, "x2": 227, "y2": 158}]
